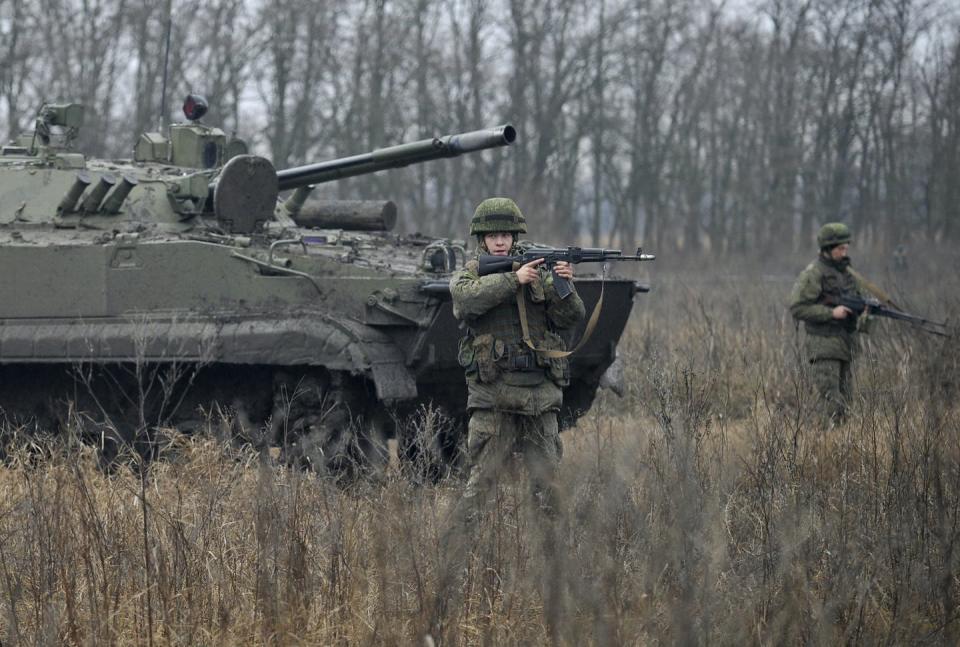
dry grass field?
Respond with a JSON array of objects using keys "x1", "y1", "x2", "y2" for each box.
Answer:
[{"x1": 0, "y1": 250, "x2": 957, "y2": 645}]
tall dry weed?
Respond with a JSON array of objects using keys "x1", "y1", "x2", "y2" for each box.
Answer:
[{"x1": 0, "y1": 250, "x2": 956, "y2": 644}]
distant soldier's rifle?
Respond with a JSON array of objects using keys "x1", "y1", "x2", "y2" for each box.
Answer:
[
  {"x1": 478, "y1": 246, "x2": 655, "y2": 299},
  {"x1": 825, "y1": 295, "x2": 949, "y2": 337}
]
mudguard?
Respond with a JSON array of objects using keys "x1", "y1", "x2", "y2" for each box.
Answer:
[{"x1": 0, "y1": 311, "x2": 417, "y2": 403}]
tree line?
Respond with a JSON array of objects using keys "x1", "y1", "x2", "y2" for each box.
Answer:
[{"x1": 2, "y1": 0, "x2": 958, "y2": 252}]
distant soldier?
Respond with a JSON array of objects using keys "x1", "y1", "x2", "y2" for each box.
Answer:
[
  {"x1": 789, "y1": 222, "x2": 871, "y2": 422},
  {"x1": 430, "y1": 197, "x2": 585, "y2": 638},
  {"x1": 893, "y1": 244, "x2": 908, "y2": 272}
]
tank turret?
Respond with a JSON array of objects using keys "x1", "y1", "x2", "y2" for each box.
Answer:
[
  {"x1": 133, "y1": 94, "x2": 249, "y2": 168},
  {"x1": 209, "y1": 123, "x2": 516, "y2": 233},
  {"x1": 1, "y1": 96, "x2": 514, "y2": 235}
]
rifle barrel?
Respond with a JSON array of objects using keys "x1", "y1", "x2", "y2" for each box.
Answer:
[{"x1": 837, "y1": 296, "x2": 950, "y2": 336}]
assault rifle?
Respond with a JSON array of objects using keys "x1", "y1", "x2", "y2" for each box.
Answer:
[
  {"x1": 825, "y1": 295, "x2": 949, "y2": 337},
  {"x1": 478, "y1": 246, "x2": 655, "y2": 299}
]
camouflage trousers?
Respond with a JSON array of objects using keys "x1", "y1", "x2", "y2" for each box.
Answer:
[
  {"x1": 430, "y1": 409, "x2": 563, "y2": 639},
  {"x1": 809, "y1": 358, "x2": 853, "y2": 422},
  {"x1": 458, "y1": 409, "x2": 562, "y2": 516}
]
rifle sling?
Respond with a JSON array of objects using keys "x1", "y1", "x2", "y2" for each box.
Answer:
[
  {"x1": 846, "y1": 269, "x2": 948, "y2": 333},
  {"x1": 848, "y1": 268, "x2": 899, "y2": 310},
  {"x1": 516, "y1": 279, "x2": 603, "y2": 359}
]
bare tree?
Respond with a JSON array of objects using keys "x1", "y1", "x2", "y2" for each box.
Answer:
[
  {"x1": 4, "y1": 0, "x2": 958, "y2": 249},
  {"x1": 0, "y1": 0, "x2": 36, "y2": 140},
  {"x1": 251, "y1": 0, "x2": 338, "y2": 167},
  {"x1": 32, "y1": 0, "x2": 131, "y2": 155},
  {"x1": 922, "y1": 27, "x2": 960, "y2": 241}
]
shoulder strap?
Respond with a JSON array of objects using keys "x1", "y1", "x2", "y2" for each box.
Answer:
[
  {"x1": 848, "y1": 268, "x2": 899, "y2": 309},
  {"x1": 516, "y1": 280, "x2": 604, "y2": 359}
]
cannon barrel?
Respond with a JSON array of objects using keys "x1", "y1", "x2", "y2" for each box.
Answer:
[{"x1": 274, "y1": 124, "x2": 516, "y2": 192}]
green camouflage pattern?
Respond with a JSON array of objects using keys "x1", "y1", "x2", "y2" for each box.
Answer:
[
  {"x1": 459, "y1": 410, "x2": 561, "y2": 510},
  {"x1": 451, "y1": 252, "x2": 584, "y2": 328},
  {"x1": 435, "y1": 239, "x2": 581, "y2": 617},
  {"x1": 469, "y1": 197, "x2": 527, "y2": 234},
  {"x1": 790, "y1": 254, "x2": 872, "y2": 421},
  {"x1": 809, "y1": 359, "x2": 852, "y2": 421},
  {"x1": 789, "y1": 256, "x2": 865, "y2": 362},
  {"x1": 817, "y1": 222, "x2": 852, "y2": 249},
  {"x1": 450, "y1": 254, "x2": 585, "y2": 413},
  {"x1": 450, "y1": 258, "x2": 521, "y2": 321},
  {"x1": 432, "y1": 408, "x2": 562, "y2": 630},
  {"x1": 462, "y1": 375, "x2": 564, "y2": 415}
]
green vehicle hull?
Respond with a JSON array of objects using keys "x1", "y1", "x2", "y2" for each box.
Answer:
[{"x1": 0, "y1": 102, "x2": 645, "y2": 470}]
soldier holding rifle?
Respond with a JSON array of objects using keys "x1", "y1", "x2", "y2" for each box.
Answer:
[
  {"x1": 448, "y1": 196, "x2": 584, "y2": 535},
  {"x1": 789, "y1": 223, "x2": 867, "y2": 423},
  {"x1": 429, "y1": 197, "x2": 583, "y2": 640},
  {"x1": 789, "y1": 222, "x2": 947, "y2": 423},
  {"x1": 448, "y1": 200, "x2": 651, "y2": 524},
  {"x1": 429, "y1": 197, "x2": 654, "y2": 639}
]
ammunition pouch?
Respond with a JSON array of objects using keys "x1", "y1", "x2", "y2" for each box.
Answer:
[
  {"x1": 460, "y1": 334, "x2": 551, "y2": 386},
  {"x1": 537, "y1": 331, "x2": 571, "y2": 386},
  {"x1": 457, "y1": 335, "x2": 476, "y2": 373},
  {"x1": 468, "y1": 333, "x2": 504, "y2": 384},
  {"x1": 462, "y1": 331, "x2": 570, "y2": 387},
  {"x1": 497, "y1": 345, "x2": 537, "y2": 371}
]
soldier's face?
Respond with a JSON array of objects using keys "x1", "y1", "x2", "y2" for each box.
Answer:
[
  {"x1": 830, "y1": 243, "x2": 850, "y2": 261},
  {"x1": 483, "y1": 232, "x2": 513, "y2": 256}
]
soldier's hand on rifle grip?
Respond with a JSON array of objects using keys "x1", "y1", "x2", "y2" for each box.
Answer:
[
  {"x1": 832, "y1": 305, "x2": 853, "y2": 320},
  {"x1": 551, "y1": 261, "x2": 575, "y2": 299},
  {"x1": 553, "y1": 261, "x2": 574, "y2": 280},
  {"x1": 516, "y1": 258, "x2": 545, "y2": 285}
]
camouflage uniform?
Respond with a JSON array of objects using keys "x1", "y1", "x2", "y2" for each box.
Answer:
[
  {"x1": 451, "y1": 243, "x2": 585, "y2": 515},
  {"x1": 789, "y1": 223, "x2": 868, "y2": 421},
  {"x1": 430, "y1": 198, "x2": 584, "y2": 639},
  {"x1": 450, "y1": 247, "x2": 584, "y2": 508}
]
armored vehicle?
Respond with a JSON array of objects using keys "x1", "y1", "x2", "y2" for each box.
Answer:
[{"x1": 0, "y1": 98, "x2": 649, "y2": 471}]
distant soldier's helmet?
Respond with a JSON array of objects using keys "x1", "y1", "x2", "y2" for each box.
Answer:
[
  {"x1": 817, "y1": 222, "x2": 852, "y2": 249},
  {"x1": 470, "y1": 197, "x2": 527, "y2": 235}
]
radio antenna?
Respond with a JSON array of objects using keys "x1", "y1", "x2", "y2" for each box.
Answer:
[{"x1": 157, "y1": 0, "x2": 173, "y2": 131}]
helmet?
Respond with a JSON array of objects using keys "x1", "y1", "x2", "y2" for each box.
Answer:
[
  {"x1": 469, "y1": 197, "x2": 527, "y2": 235},
  {"x1": 817, "y1": 222, "x2": 851, "y2": 249}
]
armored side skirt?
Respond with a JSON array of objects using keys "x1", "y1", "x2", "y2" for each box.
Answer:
[{"x1": 0, "y1": 313, "x2": 416, "y2": 403}]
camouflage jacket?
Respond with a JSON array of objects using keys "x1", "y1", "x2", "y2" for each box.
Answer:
[
  {"x1": 789, "y1": 256, "x2": 869, "y2": 361},
  {"x1": 450, "y1": 250, "x2": 585, "y2": 415}
]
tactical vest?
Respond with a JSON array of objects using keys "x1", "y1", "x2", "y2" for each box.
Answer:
[
  {"x1": 456, "y1": 255, "x2": 571, "y2": 388},
  {"x1": 467, "y1": 279, "x2": 549, "y2": 367},
  {"x1": 806, "y1": 257, "x2": 860, "y2": 337}
]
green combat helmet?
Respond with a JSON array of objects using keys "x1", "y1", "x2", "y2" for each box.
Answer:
[
  {"x1": 470, "y1": 197, "x2": 527, "y2": 235},
  {"x1": 817, "y1": 222, "x2": 852, "y2": 249}
]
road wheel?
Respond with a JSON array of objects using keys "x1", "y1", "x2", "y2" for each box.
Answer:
[{"x1": 271, "y1": 370, "x2": 389, "y2": 478}]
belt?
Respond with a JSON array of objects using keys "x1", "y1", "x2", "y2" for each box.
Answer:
[
  {"x1": 498, "y1": 349, "x2": 540, "y2": 371},
  {"x1": 805, "y1": 322, "x2": 855, "y2": 337}
]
